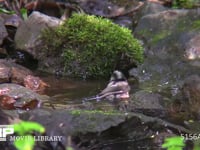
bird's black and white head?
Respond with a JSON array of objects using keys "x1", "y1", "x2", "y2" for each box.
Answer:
[{"x1": 109, "y1": 70, "x2": 127, "y2": 83}]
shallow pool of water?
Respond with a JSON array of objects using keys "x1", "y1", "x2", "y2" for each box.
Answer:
[{"x1": 40, "y1": 74, "x2": 107, "y2": 102}]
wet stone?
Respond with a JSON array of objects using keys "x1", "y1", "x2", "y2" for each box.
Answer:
[
  {"x1": 182, "y1": 74, "x2": 200, "y2": 118},
  {"x1": 0, "y1": 62, "x2": 11, "y2": 83}
]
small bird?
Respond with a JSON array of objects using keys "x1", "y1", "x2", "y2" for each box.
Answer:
[
  {"x1": 98, "y1": 70, "x2": 130, "y2": 101},
  {"x1": 82, "y1": 70, "x2": 130, "y2": 102}
]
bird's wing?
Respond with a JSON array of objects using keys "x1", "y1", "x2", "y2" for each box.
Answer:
[{"x1": 99, "y1": 81, "x2": 130, "y2": 96}]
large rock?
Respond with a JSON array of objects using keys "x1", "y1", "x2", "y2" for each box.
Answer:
[
  {"x1": 183, "y1": 34, "x2": 200, "y2": 61},
  {"x1": 134, "y1": 8, "x2": 200, "y2": 60},
  {"x1": 0, "y1": 61, "x2": 10, "y2": 83},
  {"x1": 182, "y1": 75, "x2": 200, "y2": 118},
  {"x1": 0, "y1": 59, "x2": 32, "y2": 84},
  {"x1": 0, "y1": 17, "x2": 8, "y2": 45},
  {"x1": 131, "y1": 8, "x2": 200, "y2": 93},
  {"x1": 0, "y1": 83, "x2": 49, "y2": 104},
  {"x1": 140, "y1": 1, "x2": 167, "y2": 16},
  {"x1": 0, "y1": 60, "x2": 49, "y2": 93},
  {"x1": 14, "y1": 11, "x2": 61, "y2": 58},
  {"x1": 131, "y1": 90, "x2": 164, "y2": 110},
  {"x1": 79, "y1": 0, "x2": 142, "y2": 18},
  {"x1": 135, "y1": 9, "x2": 189, "y2": 59},
  {"x1": 79, "y1": 0, "x2": 144, "y2": 29},
  {"x1": 0, "y1": 13, "x2": 22, "y2": 27},
  {"x1": 18, "y1": 105, "x2": 190, "y2": 149},
  {"x1": 0, "y1": 83, "x2": 49, "y2": 111},
  {"x1": 0, "y1": 13, "x2": 22, "y2": 47}
]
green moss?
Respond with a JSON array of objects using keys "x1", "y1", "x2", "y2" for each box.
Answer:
[
  {"x1": 70, "y1": 109, "x2": 121, "y2": 116},
  {"x1": 41, "y1": 13, "x2": 144, "y2": 78},
  {"x1": 136, "y1": 29, "x2": 171, "y2": 45},
  {"x1": 172, "y1": 0, "x2": 198, "y2": 8},
  {"x1": 136, "y1": 29, "x2": 152, "y2": 37},
  {"x1": 175, "y1": 18, "x2": 200, "y2": 33},
  {"x1": 192, "y1": 20, "x2": 200, "y2": 30},
  {"x1": 151, "y1": 30, "x2": 170, "y2": 45},
  {"x1": 175, "y1": 18, "x2": 188, "y2": 32}
]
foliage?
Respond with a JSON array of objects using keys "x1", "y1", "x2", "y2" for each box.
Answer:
[
  {"x1": 66, "y1": 146, "x2": 74, "y2": 150},
  {"x1": 162, "y1": 136, "x2": 200, "y2": 150},
  {"x1": 162, "y1": 136, "x2": 185, "y2": 150},
  {"x1": 41, "y1": 13, "x2": 144, "y2": 78},
  {"x1": 14, "y1": 135, "x2": 35, "y2": 150},
  {"x1": 0, "y1": 8, "x2": 15, "y2": 14},
  {"x1": 0, "y1": 7, "x2": 27, "y2": 20},
  {"x1": 13, "y1": 121, "x2": 45, "y2": 150},
  {"x1": 20, "y1": 8, "x2": 28, "y2": 20},
  {"x1": 172, "y1": 0, "x2": 199, "y2": 9},
  {"x1": 194, "y1": 139, "x2": 200, "y2": 150},
  {"x1": 0, "y1": 0, "x2": 28, "y2": 20},
  {"x1": 14, "y1": 121, "x2": 45, "y2": 135}
]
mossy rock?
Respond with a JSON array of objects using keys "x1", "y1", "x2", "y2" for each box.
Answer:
[
  {"x1": 172, "y1": 0, "x2": 199, "y2": 9},
  {"x1": 41, "y1": 13, "x2": 144, "y2": 78}
]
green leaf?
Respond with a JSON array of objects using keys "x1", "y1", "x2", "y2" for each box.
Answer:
[
  {"x1": 20, "y1": 8, "x2": 28, "y2": 20},
  {"x1": 162, "y1": 136, "x2": 185, "y2": 150},
  {"x1": 0, "y1": 8, "x2": 15, "y2": 14},
  {"x1": 66, "y1": 146, "x2": 74, "y2": 150},
  {"x1": 13, "y1": 121, "x2": 45, "y2": 135},
  {"x1": 14, "y1": 135, "x2": 35, "y2": 150},
  {"x1": 194, "y1": 139, "x2": 200, "y2": 150}
]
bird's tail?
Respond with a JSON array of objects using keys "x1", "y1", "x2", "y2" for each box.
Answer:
[{"x1": 82, "y1": 91, "x2": 124, "y2": 103}]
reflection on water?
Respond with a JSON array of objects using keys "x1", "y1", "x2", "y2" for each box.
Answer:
[{"x1": 40, "y1": 74, "x2": 107, "y2": 103}]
